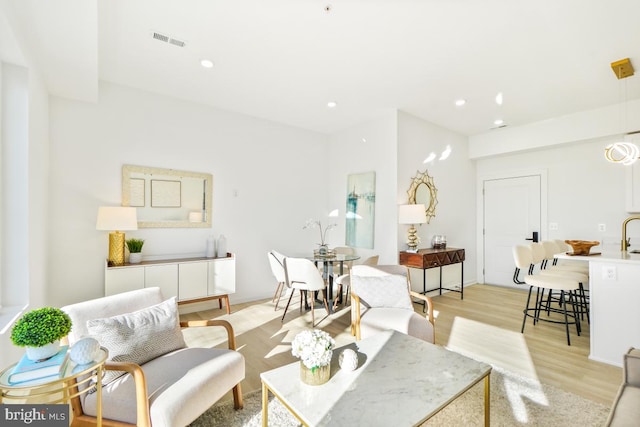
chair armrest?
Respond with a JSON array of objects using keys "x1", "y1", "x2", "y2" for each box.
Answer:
[
  {"x1": 105, "y1": 361, "x2": 151, "y2": 427},
  {"x1": 624, "y1": 348, "x2": 640, "y2": 387},
  {"x1": 409, "y1": 291, "x2": 435, "y2": 325},
  {"x1": 351, "y1": 293, "x2": 362, "y2": 340},
  {"x1": 180, "y1": 319, "x2": 238, "y2": 351}
]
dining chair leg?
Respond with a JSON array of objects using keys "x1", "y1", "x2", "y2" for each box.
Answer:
[
  {"x1": 281, "y1": 290, "x2": 296, "y2": 322},
  {"x1": 273, "y1": 282, "x2": 285, "y2": 311},
  {"x1": 322, "y1": 290, "x2": 330, "y2": 316}
]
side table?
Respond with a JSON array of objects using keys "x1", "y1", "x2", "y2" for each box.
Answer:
[
  {"x1": 0, "y1": 347, "x2": 108, "y2": 426},
  {"x1": 399, "y1": 248, "x2": 465, "y2": 300}
]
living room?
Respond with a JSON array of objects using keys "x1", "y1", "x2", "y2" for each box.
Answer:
[{"x1": 1, "y1": 1, "x2": 640, "y2": 424}]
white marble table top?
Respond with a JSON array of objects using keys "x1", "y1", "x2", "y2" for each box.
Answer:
[
  {"x1": 260, "y1": 330, "x2": 491, "y2": 426},
  {"x1": 556, "y1": 249, "x2": 640, "y2": 265}
]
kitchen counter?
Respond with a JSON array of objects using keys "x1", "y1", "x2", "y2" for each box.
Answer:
[{"x1": 557, "y1": 250, "x2": 640, "y2": 366}]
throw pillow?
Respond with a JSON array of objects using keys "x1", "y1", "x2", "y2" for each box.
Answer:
[
  {"x1": 86, "y1": 296, "x2": 186, "y2": 386},
  {"x1": 351, "y1": 274, "x2": 414, "y2": 310}
]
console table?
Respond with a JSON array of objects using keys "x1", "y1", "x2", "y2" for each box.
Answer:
[
  {"x1": 399, "y1": 248, "x2": 465, "y2": 300},
  {"x1": 105, "y1": 254, "x2": 235, "y2": 314}
]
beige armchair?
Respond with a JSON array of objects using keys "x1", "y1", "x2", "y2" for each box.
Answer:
[
  {"x1": 350, "y1": 265, "x2": 435, "y2": 343},
  {"x1": 61, "y1": 287, "x2": 244, "y2": 427},
  {"x1": 606, "y1": 347, "x2": 640, "y2": 426}
]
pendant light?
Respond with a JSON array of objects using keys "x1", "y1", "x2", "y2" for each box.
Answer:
[{"x1": 605, "y1": 58, "x2": 638, "y2": 165}]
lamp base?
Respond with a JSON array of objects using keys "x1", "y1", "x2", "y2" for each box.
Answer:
[
  {"x1": 108, "y1": 231, "x2": 126, "y2": 266},
  {"x1": 406, "y1": 225, "x2": 418, "y2": 251}
]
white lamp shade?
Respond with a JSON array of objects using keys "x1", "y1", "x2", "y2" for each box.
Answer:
[
  {"x1": 96, "y1": 207, "x2": 138, "y2": 231},
  {"x1": 398, "y1": 204, "x2": 427, "y2": 224}
]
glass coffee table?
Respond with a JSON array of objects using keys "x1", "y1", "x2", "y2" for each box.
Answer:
[{"x1": 261, "y1": 330, "x2": 491, "y2": 426}]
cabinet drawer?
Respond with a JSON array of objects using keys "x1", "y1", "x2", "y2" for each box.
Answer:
[
  {"x1": 145, "y1": 264, "x2": 178, "y2": 299},
  {"x1": 105, "y1": 267, "x2": 144, "y2": 296},
  {"x1": 178, "y1": 262, "x2": 208, "y2": 300}
]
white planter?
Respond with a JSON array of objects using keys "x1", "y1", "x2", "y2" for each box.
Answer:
[
  {"x1": 129, "y1": 253, "x2": 142, "y2": 264},
  {"x1": 26, "y1": 340, "x2": 60, "y2": 361}
]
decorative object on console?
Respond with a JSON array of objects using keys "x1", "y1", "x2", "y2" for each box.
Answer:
[
  {"x1": 399, "y1": 204, "x2": 427, "y2": 252},
  {"x1": 70, "y1": 337, "x2": 101, "y2": 365},
  {"x1": 338, "y1": 349, "x2": 358, "y2": 372},
  {"x1": 10, "y1": 307, "x2": 72, "y2": 361},
  {"x1": 96, "y1": 206, "x2": 138, "y2": 266},
  {"x1": 291, "y1": 329, "x2": 335, "y2": 385},
  {"x1": 407, "y1": 169, "x2": 438, "y2": 223},
  {"x1": 125, "y1": 238, "x2": 145, "y2": 264},
  {"x1": 303, "y1": 219, "x2": 336, "y2": 256},
  {"x1": 189, "y1": 211, "x2": 204, "y2": 223},
  {"x1": 564, "y1": 239, "x2": 600, "y2": 256},
  {"x1": 216, "y1": 234, "x2": 228, "y2": 258},
  {"x1": 431, "y1": 234, "x2": 447, "y2": 249},
  {"x1": 206, "y1": 235, "x2": 216, "y2": 258}
]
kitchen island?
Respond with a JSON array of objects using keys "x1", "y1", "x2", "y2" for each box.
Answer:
[{"x1": 557, "y1": 250, "x2": 640, "y2": 366}]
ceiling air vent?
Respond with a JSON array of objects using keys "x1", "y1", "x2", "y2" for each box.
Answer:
[{"x1": 151, "y1": 31, "x2": 186, "y2": 48}]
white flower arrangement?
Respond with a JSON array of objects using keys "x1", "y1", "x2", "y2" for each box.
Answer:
[
  {"x1": 303, "y1": 218, "x2": 337, "y2": 246},
  {"x1": 291, "y1": 329, "x2": 336, "y2": 370}
]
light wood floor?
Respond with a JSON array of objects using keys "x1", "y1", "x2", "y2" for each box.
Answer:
[{"x1": 180, "y1": 284, "x2": 621, "y2": 407}]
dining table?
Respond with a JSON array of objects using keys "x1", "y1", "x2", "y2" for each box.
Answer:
[{"x1": 307, "y1": 253, "x2": 360, "y2": 309}]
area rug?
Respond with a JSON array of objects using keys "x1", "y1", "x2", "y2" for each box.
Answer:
[{"x1": 190, "y1": 365, "x2": 610, "y2": 426}]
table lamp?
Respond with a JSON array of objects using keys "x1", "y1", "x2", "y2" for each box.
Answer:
[
  {"x1": 96, "y1": 207, "x2": 138, "y2": 266},
  {"x1": 399, "y1": 204, "x2": 427, "y2": 252}
]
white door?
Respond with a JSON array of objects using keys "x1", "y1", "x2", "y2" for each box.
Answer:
[{"x1": 483, "y1": 175, "x2": 542, "y2": 287}]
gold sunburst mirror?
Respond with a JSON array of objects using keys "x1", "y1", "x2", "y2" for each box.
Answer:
[{"x1": 407, "y1": 169, "x2": 438, "y2": 223}]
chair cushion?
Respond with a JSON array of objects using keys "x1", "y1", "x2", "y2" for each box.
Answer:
[
  {"x1": 352, "y1": 274, "x2": 413, "y2": 310},
  {"x1": 607, "y1": 384, "x2": 640, "y2": 427},
  {"x1": 359, "y1": 308, "x2": 434, "y2": 343},
  {"x1": 81, "y1": 347, "x2": 245, "y2": 427},
  {"x1": 86, "y1": 297, "x2": 186, "y2": 385}
]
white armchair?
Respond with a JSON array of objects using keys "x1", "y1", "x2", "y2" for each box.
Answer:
[
  {"x1": 61, "y1": 287, "x2": 244, "y2": 427},
  {"x1": 350, "y1": 265, "x2": 435, "y2": 343}
]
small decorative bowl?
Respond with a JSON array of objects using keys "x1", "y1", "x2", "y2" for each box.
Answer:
[{"x1": 565, "y1": 240, "x2": 600, "y2": 255}]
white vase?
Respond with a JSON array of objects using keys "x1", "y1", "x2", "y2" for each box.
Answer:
[
  {"x1": 216, "y1": 235, "x2": 227, "y2": 258},
  {"x1": 129, "y1": 252, "x2": 142, "y2": 264},
  {"x1": 26, "y1": 340, "x2": 60, "y2": 361}
]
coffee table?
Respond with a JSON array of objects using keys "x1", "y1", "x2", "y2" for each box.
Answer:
[{"x1": 261, "y1": 330, "x2": 491, "y2": 426}]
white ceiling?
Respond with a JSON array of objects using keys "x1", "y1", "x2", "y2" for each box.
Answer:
[{"x1": 5, "y1": 0, "x2": 640, "y2": 136}]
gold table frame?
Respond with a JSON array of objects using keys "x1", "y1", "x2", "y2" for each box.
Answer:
[{"x1": 0, "y1": 347, "x2": 108, "y2": 426}]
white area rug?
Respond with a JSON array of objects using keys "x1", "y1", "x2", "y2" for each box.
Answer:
[{"x1": 190, "y1": 365, "x2": 610, "y2": 426}]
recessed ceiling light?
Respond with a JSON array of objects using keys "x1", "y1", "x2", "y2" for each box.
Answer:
[
  {"x1": 361, "y1": 138, "x2": 367, "y2": 143},
  {"x1": 495, "y1": 92, "x2": 503, "y2": 105},
  {"x1": 327, "y1": 101, "x2": 337, "y2": 108},
  {"x1": 200, "y1": 59, "x2": 214, "y2": 68},
  {"x1": 494, "y1": 119, "x2": 504, "y2": 126},
  {"x1": 455, "y1": 99, "x2": 466, "y2": 107}
]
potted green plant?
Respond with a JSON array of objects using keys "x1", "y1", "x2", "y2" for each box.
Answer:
[
  {"x1": 126, "y1": 238, "x2": 145, "y2": 264},
  {"x1": 10, "y1": 307, "x2": 72, "y2": 360}
]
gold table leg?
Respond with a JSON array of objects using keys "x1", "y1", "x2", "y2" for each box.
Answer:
[
  {"x1": 262, "y1": 382, "x2": 268, "y2": 427},
  {"x1": 484, "y1": 374, "x2": 491, "y2": 426}
]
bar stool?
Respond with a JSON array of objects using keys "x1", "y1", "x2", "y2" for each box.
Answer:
[{"x1": 521, "y1": 274, "x2": 582, "y2": 346}]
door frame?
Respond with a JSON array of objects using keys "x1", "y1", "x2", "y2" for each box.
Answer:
[{"x1": 476, "y1": 168, "x2": 548, "y2": 285}]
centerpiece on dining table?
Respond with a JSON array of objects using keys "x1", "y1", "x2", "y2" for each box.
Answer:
[
  {"x1": 303, "y1": 218, "x2": 337, "y2": 257},
  {"x1": 291, "y1": 329, "x2": 336, "y2": 385}
]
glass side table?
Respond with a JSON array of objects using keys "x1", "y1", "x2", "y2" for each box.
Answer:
[{"x1": 0, "y1": 347, "x2": 108, "y2": 426}]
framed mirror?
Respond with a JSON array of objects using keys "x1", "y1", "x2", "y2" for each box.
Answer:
[
  {"x1": 122, "y1": 165, "x2": 212, "y2": 228},
  {"x1": 407, "y1": 169, "x2": 438, "y2": 223}
]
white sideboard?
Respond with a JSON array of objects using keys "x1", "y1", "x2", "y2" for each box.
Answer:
[{"x1": 105, "y1": 253, "x2": 236, "y2": 314}]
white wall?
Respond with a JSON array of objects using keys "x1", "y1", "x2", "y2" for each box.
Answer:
[
  {"x1": 48, "y1": 82, "x2": 329, "y2": 308},
  {"x1": 326, "y1": 111, "x2": 399, "y2": 264},
  {"x1": 476, "y1": 139, "x2": 628, "y2": 251},
  {"x1": 397, "y1": 111, "x2": 477, "y2": 292}
]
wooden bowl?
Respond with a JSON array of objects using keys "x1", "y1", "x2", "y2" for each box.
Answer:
[{"x1": 565, "y1": 240, "x2": 600, "y2": 255}]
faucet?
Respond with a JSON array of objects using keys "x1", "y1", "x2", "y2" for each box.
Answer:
[{"x1": 621, "y1": 216, "x2": 640, "y2": 251}]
